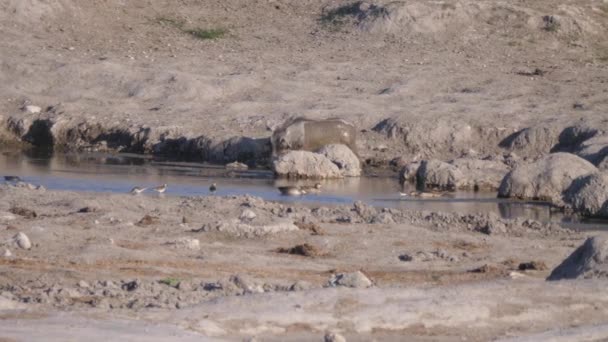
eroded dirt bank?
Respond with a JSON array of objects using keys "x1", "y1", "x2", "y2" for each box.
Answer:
[
  {"x1": 0, "y1": 0, "x2": 607, "y2": 167},
  {"x1": 0, "y1": 185, "x2": 607, "y2": 340}
]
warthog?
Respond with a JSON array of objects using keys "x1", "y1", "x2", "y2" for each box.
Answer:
[{"x1": 271, "y1": 117, "x2": 357, "y2": 156}]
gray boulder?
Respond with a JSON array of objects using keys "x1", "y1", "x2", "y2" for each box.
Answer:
[
  {"x1": 399, "y1": 161, "x2": 421, "y2": 183},
  {"x1": 564, "y1": 173, "x2": 608, "y2": 217},
  {"x1": 317, "y1": 144, "x2": 361, "y2": 177},
  {"x1": 416, "y1": 159, "x2": 464, "y2": 190},
  {"x1": 575, "y1": 135, "x2": 608, "y2": 166},
  {"x1": 599, "y1": 155, "x2": 608, "y2": 171},
  {"x1": 500, "y1": 125, "x2": 560, "y2": 157},
  {"x1": 273, "y1": 151, "x2": 342, "y2": 179},
  {"x1": 547, "y1": 236, "x2": 608, "y2": 280},
  {"x1": 450, "y1": 158, "x2": 510, "y2": 190},
  {"x1": 498, "y1": 153, "x2": 597, "y2": 206},
  {"x1": 328, "y1": 271, "x2": 372, "y2": 288}
]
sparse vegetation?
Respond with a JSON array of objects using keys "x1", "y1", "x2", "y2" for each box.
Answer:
[
  {"x1": 159, "y1": 277, "x2": 181, "y2": 287},
  {"x1": 184, "y1": 28, "x2": 227, "y2": 40},
  {"x1": 319, "y1": 1, "x2": 386, "y2": 30},
  {"x1": 156, "y1": 16, "x2": 227, "y2": 40}
]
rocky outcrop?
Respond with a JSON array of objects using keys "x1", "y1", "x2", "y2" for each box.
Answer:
[
  {"x1": 372, "y1": 118, "x2": 506, "y2": 160},
  {"x1": 272, "y1": 151, "x2": 342, "y2": 179},
  {"x1": 499, "y1": 125, "x2": 561, "y2": 158},
  {"x1": 414, "y1": 158, "x2": 509, "y2": 190},
  {"x1": 2, "y1": 114, "x2": 272, "y2": 166},
  {"x1": 399, "y1": 161, "x2": 421, "y2": 183},
  {"x1": 547, "y1": 236, "x2": 608, "y2": 280},
  {"x1": 564, "y1": 173, "x2": 608, "y2": 218},
  {"x1": 449, "y1": 158, "x2": 510, "y2": 190},
  {"x1": 416, "y1": 159, "x2": 463, "y2": 190},
  {"x1": 317, "y1": 144, "x2": 361, "y2": 177},
  {"x1": 574, "y1": 135, "x2": 608, "y2": 167},
  {"x1": 498, "y1": 153, "x2": 597, "y2": 206}
]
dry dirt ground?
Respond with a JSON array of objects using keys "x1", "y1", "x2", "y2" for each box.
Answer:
[
  {"x1": 0, "y1": 0, "x2": 607, "y2": 163},
  {"x1": 0, "y1": 185, "x2": 607, "y2": 341},
  {"x1": 1, "y1": 0, "x2": 608, "y2": 340}
]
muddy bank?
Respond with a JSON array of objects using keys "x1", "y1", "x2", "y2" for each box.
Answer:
[{"x1": 0, "y1": 185, "x2": 606, "y2": 340}]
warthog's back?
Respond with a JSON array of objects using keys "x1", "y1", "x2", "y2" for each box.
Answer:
[
  {"x1": 302, "y1": 120, "x2": 357, "y2": 152},
  {"x1": 272, "y1": 117, "x2": 357, "y2": 156}
]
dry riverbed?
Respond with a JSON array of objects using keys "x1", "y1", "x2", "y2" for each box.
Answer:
[{"x1": 0, "y1": 184, "x2": 607, "y2": 341}]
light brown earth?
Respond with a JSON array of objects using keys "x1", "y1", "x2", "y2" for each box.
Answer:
[
  {"x1": 0, "y1": 185, "x2": 606, "y2": 341},
  {"x1": 0, "y1": 0, "x2": 607, "y2": 162},
  {"x1": 1, "y1": 0, "x2": 608, "y2": 340}
]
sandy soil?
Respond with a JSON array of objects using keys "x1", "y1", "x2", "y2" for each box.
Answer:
[
  {"x1": 0, "y1": 0, "x2": 606, "y2": 162},
  {"x1": 0, "y1": 185, "x2": 606, "y2": 340}
]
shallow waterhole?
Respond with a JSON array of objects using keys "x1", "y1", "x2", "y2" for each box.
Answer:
[{"x1": 1, "y1": 149, "x2": 606, "y2": 230}]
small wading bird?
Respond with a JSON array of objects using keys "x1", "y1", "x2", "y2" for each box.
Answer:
[
  {"x1": 299, "y1": 183, "x2": 322, "y2": 193},
  {"x1": 401, "y1": 190, "x2": 450, "y2": 198},
  {"x1": 278, "y1": 186, "x2": 306, "y2": 196},
  {"x1": 130, "y1": 186, "x2": 147, "y2": 195},
  {"x1": 209, "y1": 182, "x2": 217, "y2": 194},
  {"x1": 152, "y1": 184, "x2": 167, "y2": 194}
]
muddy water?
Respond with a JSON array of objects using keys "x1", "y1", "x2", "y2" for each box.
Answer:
[{"x1": 1, "y1": 149, "x2": 606, "y2": 230}]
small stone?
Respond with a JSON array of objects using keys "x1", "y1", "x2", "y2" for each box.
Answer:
[
  {"x1": 13, "y1": 232, "x2": 32, "y2": 250},
  {"x1": 77, "y1": 280, "x2": 90, "y2": 288},
  {"x1": 239, "y1": 209, "x2": 257, "y2": 222},
  {"x1": 398, "y1": 254, "x2": 413, "y2": 262},
  {"x1": 122, "y1": 279, "x2": 140, "y2": 292},
  {"x1": 3, "y1": 249, "x2": 12, "y2": 258},
  {"x1": 166, "y1": 238, "x2": 200, "y2": 250},
  {"x1": 289, "y1": 280, "x2": 314, "y2": 291},
  {"x1": 23, "y1": 105, "x2": 41, "y2": 114},
  {"x1": 328, "y1": 271, "x2": 372, "y2": 288},
  {"x1": 231, "y1": 274, "x2": 264, "y2": 294},
  {"x1": 518, "y1": 261, "x2": 548, "y2": 271},
  {"x1": 325, "y1": 332, "x2": 347, "y2": 342},
  {"x1": 509, "y1": 271, "x2": 526, "y2": 279}
]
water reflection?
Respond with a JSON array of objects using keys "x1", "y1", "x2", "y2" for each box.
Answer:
[{"x1": 1, "y1": 149, "x2": 607, "y2": 230}]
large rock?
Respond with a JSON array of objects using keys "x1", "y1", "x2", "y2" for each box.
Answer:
[
  {"x1": 317, "y1": 144, "x2": 361, "y2": 177},
  {"x1": 399, "y1": 161, "x2": 421, "y2": 183},
  {"x1": 564, "y1": 173, "x2": 608, "y2": 217},
  {"x1": 498, "y1": 153, "x2": 597, "y2": 206},
  {"x1": 574, "y1": 134, "x2": 608, "y2": 166},
  {"x1": 273, "y1": 151, "x2": 342, "y2": 179},
  {"x1": 547, "y1": 236, "x2": 608, "y2": 280},
  {"x1": 416, "y1": 159, "x2": 464, "y2": 190},
  {"x1": 500, "y1": 125, "x2": 560, "y2": 157},
  {"x1": 599, "y1": 155, "x2": 608, "y2": 171},
  {"x1": 449, "y1": 158, "x2": 510, "y2": 190}
]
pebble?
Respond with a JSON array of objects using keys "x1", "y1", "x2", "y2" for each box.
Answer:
[
  {"x1": 239, "y1": 209, "x2": 257, "y2": 222},
  {"x1": 3, "y1": 249, "x2": 12, "y2": 258},
  {"x1": 77, "y1": 280, "x2": 90, "y2": 288},
  {"x1": 328, "y1": 271, "x2": 372, "y2": 288},
  {"x1": 23, "y1": 105, "x2": 41, "y2": 114},
  {"x1": 13, "y1": 232, "x2": 32, "y2": 250},
  {"x1": 167, "y1": 238, "x2": 200, "y2": 250},
  {"x1": 325, "y1": 332, "x2": 347, "y2": 342}
]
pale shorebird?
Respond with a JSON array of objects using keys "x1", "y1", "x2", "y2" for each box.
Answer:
[
  {"x1": 278, "y1": 186, "x2": 306, "y2": 196},
  {"x1": 209, "y1": 182, "x2": 217, "y2": 194},
  {"x1": 408, "y1": 190, "x2": 449, "y2": 198},
  {"x1": 152, "y1": 184, "x2": 167, "y2": 194},
  {"x1": 300, "y1": 183, "x2": 322, "y2": 193},
  {"x1": 130, "y1": 186, "x2": 147, "y2": 195}
]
